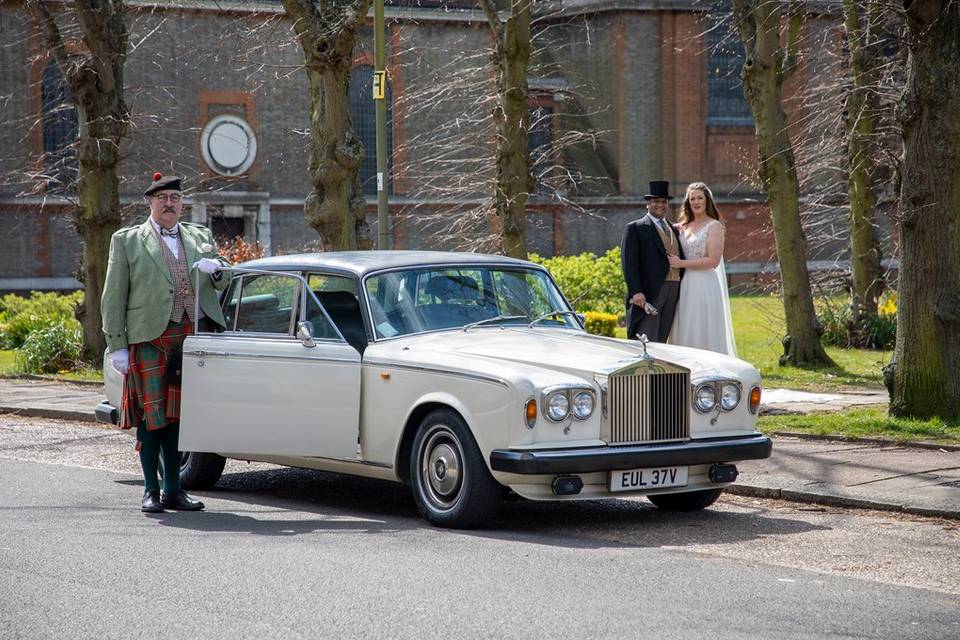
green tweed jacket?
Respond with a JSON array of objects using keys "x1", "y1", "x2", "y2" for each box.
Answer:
[{"x1": 101, "y1": 220, "x2": 232, "y2": 352}]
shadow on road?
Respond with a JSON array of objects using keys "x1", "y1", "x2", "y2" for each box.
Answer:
[{"x1": 119, "y1": 466, "x2": 828, "y2": 547}]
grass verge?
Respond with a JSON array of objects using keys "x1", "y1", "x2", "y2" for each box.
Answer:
[
  {"x1": 759, "y1": 406, "x2": 960, "y2": 445},
  {"x1": 615, "y1": 295, "x2": 889, "y2": 391},
  {"x1": 0, "y1": 349, "x2": 102, "y2": 383}
]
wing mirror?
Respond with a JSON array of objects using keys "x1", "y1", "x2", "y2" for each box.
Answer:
[
  {"x1": 296, "y1": 321, "x2": 316, "y2": 348},
  {"x1": 576, "y1": 313, "x2": 586, "y2": 326}
]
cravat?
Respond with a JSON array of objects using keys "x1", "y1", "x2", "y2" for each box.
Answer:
[{"x1": 160, "y1": 226, "x2": 179, "y2": 238}]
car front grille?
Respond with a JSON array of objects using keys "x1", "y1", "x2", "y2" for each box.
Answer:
[{"x1": 608, "y1": 369, "x2": 690, "y2": 444}]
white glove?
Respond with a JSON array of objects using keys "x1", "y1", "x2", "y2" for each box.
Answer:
[
  {"x1": 109, "y1": 349, "x2": 129, "y2": 375},
  {"x1": 192, "y1": 258, "x2": 221, "y2": 275}
]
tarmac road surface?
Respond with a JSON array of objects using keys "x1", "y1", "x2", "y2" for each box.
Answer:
[{"x1": 0, "y1": 415, "x2": 958, "y2": 640}]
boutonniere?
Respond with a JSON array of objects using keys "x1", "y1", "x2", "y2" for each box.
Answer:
[{"x1": 200, "y1": 242, "x2": 213, "y2": 253}]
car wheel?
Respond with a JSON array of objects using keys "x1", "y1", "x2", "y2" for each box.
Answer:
[
  {"x1": 647, "y1": 488, "x2": 723, "y2": 512},
  {"x1": 410, "y1": 408, "x2": 502, "y2": 529},
  {"x1": 178, "y1": 451, "x2": 226, "y2": 490}
]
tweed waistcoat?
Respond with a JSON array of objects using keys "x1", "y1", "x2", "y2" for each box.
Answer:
[
  {"x1": 154, "y1": 228, "x2": 200, "y2": 323},
  {"x1": 653, "y1": 219, "x2": 681, "y2": 281}
]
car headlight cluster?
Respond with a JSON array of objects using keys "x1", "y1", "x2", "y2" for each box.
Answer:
[
  {"x1": 540, "y1": 386, "x2": 596, "y2": 423},
  {"x1": 693, "y1": 379, "x2": 742, "y2": 413}
]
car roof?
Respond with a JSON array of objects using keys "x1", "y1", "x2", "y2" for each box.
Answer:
[{"x1": 238, "y1": 250, "x2": 539, "y2": 278}]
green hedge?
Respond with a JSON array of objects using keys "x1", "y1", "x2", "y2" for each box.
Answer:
[
  {"x1": 15, "y1": 321, "x2": 82, "y2": 374},
  {"x1": 0, "y1": 291, "x2": 83, "y2": 350},
  {"x1": 529, "y1": 248, "x2": 625, "y2": 317}
]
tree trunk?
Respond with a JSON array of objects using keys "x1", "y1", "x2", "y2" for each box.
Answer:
[
  {"x1": 31, "y1": 0, "x2": 129, "y2": 363},
  {"x1": 843, "y1": 0, "x2": 885, "y2": 347},
  {"x1": 481, "y1": 0, "x2": 531, "y2": 258},
  {"x1": 282, "y1": 0, "x2": 372, "y2": 251},
  {"x1": 891, "y1": 0, "x2": 960, "y2": 419},
  {"x1": 732, "y1": 0, "x2": 833, "y2": 367}
]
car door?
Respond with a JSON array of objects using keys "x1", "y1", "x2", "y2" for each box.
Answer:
[{"x1": 179, "y1": 270, "x2": 361, "y2": 460}]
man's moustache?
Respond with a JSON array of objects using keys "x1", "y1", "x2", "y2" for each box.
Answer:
[{"x1": 163, "y1": 208, "x2": 175, "y2": 213}]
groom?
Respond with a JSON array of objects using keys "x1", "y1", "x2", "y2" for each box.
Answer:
[{"x1": 620, "y1": 180, "x2": 685, "y2": 342}]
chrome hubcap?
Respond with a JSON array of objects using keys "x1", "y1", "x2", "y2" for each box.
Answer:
[{"x1": 420, "y1": 427, "x2": 464, "y2": 511}]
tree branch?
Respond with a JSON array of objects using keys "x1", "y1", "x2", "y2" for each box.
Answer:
[
  {"x1": 27, "y1": 0, "x2": 70, "y2": 71},
  {"x1": 478, "y1": 0, "x2": 505, "y2": 44},
  {"x1": 783, "y1": 0, "x2": 803, "y2": 77}
]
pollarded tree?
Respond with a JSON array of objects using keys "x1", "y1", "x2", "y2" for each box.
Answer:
[
  {"x1": 28, "y1": 0, "x2": 128, "y2": 363},
  {"x1": 281, "y1": 0, "x2": 373, "y2": 251},
  {"x1": 890, "y1": 0, "x2": 960, "y2": 419},
  {"x1": 731, "y1": 0, "x2": 833, "y2": 367},
  {"x1": 478, "y1": 0, "x2": 532, "y2": 259}
]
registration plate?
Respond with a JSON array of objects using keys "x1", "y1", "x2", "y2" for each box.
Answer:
[{"x1": 609, "y1": 466, "x2": 688, "y2": 492}]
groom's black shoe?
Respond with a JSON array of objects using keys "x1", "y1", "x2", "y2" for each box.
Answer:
[
  {"x1": 160, "y1": 491, "x2": 204, "y2": 511},
  {"x1": 141, "y1": 490, "x2": 163, "y2": 513}
]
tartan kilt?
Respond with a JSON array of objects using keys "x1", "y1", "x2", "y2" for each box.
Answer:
[{"x1": 120, "y1": 318, "x2": 194, "y2": 434}]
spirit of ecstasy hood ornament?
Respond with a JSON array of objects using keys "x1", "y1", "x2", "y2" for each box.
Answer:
[{"x1": 636, "y1": 333, "x2": 653, "y2": 360}]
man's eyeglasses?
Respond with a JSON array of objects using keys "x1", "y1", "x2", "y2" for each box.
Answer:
[{"x1": 153, "y1": 194, "x2": 182, "y2": 204}]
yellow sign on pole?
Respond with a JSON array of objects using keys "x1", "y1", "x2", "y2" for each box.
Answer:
[{"x1": 373, "y1": 70, "x2": 386, "y2": 100}]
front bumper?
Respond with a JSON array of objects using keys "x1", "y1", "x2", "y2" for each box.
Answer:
[
  {"x1": 95, "y1": 401, "x2": 118, "y2": 425},
  {"x1": 489, "y1": 434, "x2": 772, "y2": 475}
]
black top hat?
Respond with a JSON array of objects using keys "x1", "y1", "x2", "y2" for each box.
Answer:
[
  {"x1": 144, "y1": 172, "x2": 182, "y2": 197},
  {"x1": 643, "y1": 180, "x2": 671, "y2": 200}
]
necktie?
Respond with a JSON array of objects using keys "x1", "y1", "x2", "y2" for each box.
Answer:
[{"x1": 160, "y1": 226, "x2": 179, "y2": 238}]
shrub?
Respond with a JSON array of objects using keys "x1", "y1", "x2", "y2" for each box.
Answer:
[
  {"x1": 816, "y1": 298, "x2": 851, "y2": 347},
  {"x1": 15, "y1": 321, "x2": 82, "y2": 374},
  {"x1": 816, "y1": 294, "x2": 896, "y2": 350},
  {"x1": 584, "y1": 311, "x2": 618, "y2": 337},
  {"x1": 216, "y1": 235, "x2": 266, "y2": 265},
  {"x1": 529, "y1": 248, "x2": 626, "y2": 316},
  {"x1": 0, "y1": 291, "x2": 83, "y2": 349}
]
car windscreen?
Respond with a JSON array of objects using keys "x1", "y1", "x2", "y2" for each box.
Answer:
[{"x1": 364, "y1": 266, "x2": 578, "y2": 339}]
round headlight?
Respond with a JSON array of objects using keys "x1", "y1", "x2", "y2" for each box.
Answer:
[
  {"x1": 572, "y1": 391, "x2": 595, "y2": 420},
  {"x1": 545, "y1": 392, "x2": 570, "y2": 421},
  {"x1": 695, "y1": 384, "x2": 718, "y2": 413},
  {"x1": 721, "y1": 383, "x2": 741, "y2": 411}
]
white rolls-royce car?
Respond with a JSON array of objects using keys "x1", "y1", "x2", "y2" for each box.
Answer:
[{"x1": 97, "y1": 251, "x2": 771, "y2": 528}]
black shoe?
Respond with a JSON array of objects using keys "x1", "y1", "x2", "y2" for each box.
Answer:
[
  {"x1": 160, "y1": 491, "x2": 204, "y2": 511},
  {"x1": 141, "y1": 490, "x2": 163, "y2": 513}
]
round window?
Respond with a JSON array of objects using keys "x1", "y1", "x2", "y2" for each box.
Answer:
[{"x1": 200, "y1": 114, "x2": 257, "y2": 176}]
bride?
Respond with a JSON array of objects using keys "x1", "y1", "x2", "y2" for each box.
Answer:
[{"x1": 667, "y1": 182, "x2": 737, "y2": 356}]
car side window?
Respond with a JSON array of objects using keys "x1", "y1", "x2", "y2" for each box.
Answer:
[{"x1": 228, "y1": 274, "x2": 299, "y2": 335}]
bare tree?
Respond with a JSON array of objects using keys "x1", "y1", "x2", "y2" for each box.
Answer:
[
  {"x1": 842, "y1": 0, "x2": 885, "y2": 344},
  {"x1": 27, "y1": 0, "x2": 129, "y2": 362},
  {"x1": 479, "y1": 0, "x2": 532, "y2": 258},
  {"x1": 731, "y1": 0, "x2": 833, "y2": 367},
  {"x1": 281, "y1": 0, "x2": 372, "y2": 251},
  {"x1": 890, "y1": 0, "x2": 960, "y2": 419},
  {"x1": 388, "y1": 11, "x2": 613, "y2": 255}
]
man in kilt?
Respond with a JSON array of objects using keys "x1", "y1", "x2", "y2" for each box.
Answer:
[{"x1": 101, "y1": 173, "x2": 232, "y2": 513}]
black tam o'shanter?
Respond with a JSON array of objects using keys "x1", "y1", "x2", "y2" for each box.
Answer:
[{"x1": 144, "y1": 172, "x2": 182, "y2": 196}]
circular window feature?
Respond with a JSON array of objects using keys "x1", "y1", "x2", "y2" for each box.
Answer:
[{"x1": 200, "y1": 114, "x2": 257, "y2": 176}]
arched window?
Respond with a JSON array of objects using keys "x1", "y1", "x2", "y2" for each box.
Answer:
[
  {"x1": 349, "y1": 65, "x2": 393, "y2": 196},
  {"x1": 41, "y1": 60, "x2": 79, "y2": 191}
]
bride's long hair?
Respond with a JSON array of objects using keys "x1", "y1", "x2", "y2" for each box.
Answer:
[{"x1": 679, "y1": 182, "x2": 722, "y2": 226}]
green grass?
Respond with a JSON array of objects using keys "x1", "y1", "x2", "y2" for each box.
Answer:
[
  {"x1": 759, "y1": 406, "x2": 960, "y2": 445},
  {"x1": 0, "y1": 349, "x2": 102, "y2": 383},
  {"x1": 615, "y1": 295, "x2": 888, "y2": 392}
]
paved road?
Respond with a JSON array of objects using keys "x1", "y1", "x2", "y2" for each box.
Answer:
[{"x1": 1, "y1": 415, "x2": 957, "y2": 640}]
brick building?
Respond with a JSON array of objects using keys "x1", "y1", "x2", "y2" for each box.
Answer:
[{"x1": 0, "y1": 0, "x2": 865, "y2": 293}]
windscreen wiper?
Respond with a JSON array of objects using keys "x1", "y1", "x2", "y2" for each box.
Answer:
[{"x1": 463, "y1": 315, "x2": 528, "y2": 332}]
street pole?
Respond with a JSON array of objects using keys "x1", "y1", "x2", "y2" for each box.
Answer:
[{"x1": 373, "y1": 0, "x2": 390, "y2": 249}]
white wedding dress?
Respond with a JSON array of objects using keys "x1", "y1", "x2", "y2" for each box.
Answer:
[{"x1": 670, "y1": 220, "x2": 738, "y2": 356}]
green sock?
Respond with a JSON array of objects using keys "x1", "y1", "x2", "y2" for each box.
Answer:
[
  {"x1": 160, "y1": 422, "x2": 182, "y2": 495},
  {"x1": 137, "y1": 424, "x2": 162, "y2": 493}
]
